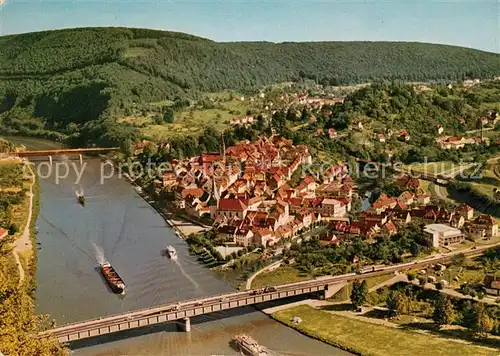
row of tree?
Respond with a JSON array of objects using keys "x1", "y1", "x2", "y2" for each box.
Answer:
[{"x1": 283, "y1": 224, "x2": 433, "y2": 276}]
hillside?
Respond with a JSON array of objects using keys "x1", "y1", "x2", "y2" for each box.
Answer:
[{"x1": 0, "y1": 27, "x2": 499, "y2": 146}]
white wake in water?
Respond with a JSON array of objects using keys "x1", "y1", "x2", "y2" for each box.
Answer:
[
  {"x1": 174, "y1": 259, "x2": 201, "y2": 292},
  {"x1": 92, "y1": 241, "x2": 106, "y2": 265},
  {"x1": 74, "y1": 186, "x2": 84, "y2": 197}
]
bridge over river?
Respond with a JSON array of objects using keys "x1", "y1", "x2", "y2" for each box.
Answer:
[
  {"x1": 15, "y1": 147, "x2": 120, "y2": 157},
  {"x1": 39, "y1": 244, "x2": 491, "y2": 344}
]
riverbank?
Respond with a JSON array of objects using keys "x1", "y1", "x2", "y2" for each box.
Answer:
[
  {"x1": 12, "y1": 162, "x2": 35, "y2": 287},
  {"x1": 102, "y1": 156, "x2": 209, "y2": 238},
  {"x1": 0, "y1": 156, "x2": 67, "y2": 355},
  {"x1": 272, "y1": 305, "x2": 498, "y2": 356}
]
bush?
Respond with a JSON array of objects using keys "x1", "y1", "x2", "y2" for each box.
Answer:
[
  {"x1": 407, "y1": 273, "x2": 416, "y2": 281},
  {"x1": 435, "y1": 282, "x2": 444, "y2": 290},
  {"x1": 8, "y1": 224, "x2": 19, "y2": 235}
]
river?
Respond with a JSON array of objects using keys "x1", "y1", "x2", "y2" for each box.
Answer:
[{"x1": 3, "y1": 136, "x2": 350, "y2": 356}]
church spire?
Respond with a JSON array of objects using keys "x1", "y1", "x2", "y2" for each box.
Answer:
[{"x1": 220, "y1": 131, "x2": 226, "y2": 165}]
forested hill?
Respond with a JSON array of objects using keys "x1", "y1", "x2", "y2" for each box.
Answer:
[{"x1": 0, "y1": 27, "x2": 499, "y2": 145}]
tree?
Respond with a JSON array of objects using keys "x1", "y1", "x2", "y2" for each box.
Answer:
[
  {"x1": 452, "y1": 253, "x2": 466, "y2": 267},
  {"x1": 300, "y1": 108, "x2": 309, "y2": 121},
  {"x1": 472, "y1": 303, "x2": 494, "y2": 338},
  {"x1": 432, "y1": 295, "x2": 457, "y2": 328},
  {"x1": 8, "y1": 223, "x2": 18, "y2": 235},
  {"x1": 286, "y1": 109, "x2": 297, "y2": 122},
  {"x1": 350, "y1": 280, "x2": 367, "y2": 309},
  {"x1": 255, "y1": 114, "x2": 264, "y2": 131},
  {"x1": 410, "y1": 242, "x2": 420, "y2": 257},
  {"x1": 386, "y1": 290, "x2": 411, "y2": 317},
  {"x1": 163, "y1": 107, "x2": 174, "y2": 123}
]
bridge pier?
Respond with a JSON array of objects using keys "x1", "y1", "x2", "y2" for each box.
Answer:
[
  {"x1": 48, "y1": 156, "x2": 52, "y2": 165},
  {"x1": 322, "y1": 282, "x2": 346, "y2": 300},
  {"x1": 177, "y1": 317, "x2": 191, "y2": 332}
]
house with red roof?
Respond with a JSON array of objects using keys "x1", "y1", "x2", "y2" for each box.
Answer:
[
  {"x1": 302, "y1": 176, "x2": 318, "y2": 191},
  {"x1": 399, "y1": 130, "x2": 411, "y2": 142},
  {"x1": 397, "y1": 174, "x2": 420, "y2": 191},
  {"x1": 234, "y1": 227, "x2": 254, "y2": 247},
  {"x1": 296, "y1": 210, "x2": 314, "y2": 228},
  {"x1": 328, "y1": 128, "x2": 337, "y2": 139},
  {"x1": 457, "y1": 204, "x2": 474, "y2": 220},
  {"x1": 451, "y1": 214, "x2": 465, "y2": 229},
  {"x1": 484, "y1": 275, "x2": 500, "y2": 296},
  {"x1": 382, "y1": 221, "x2": 398, "y2": 235},
  {"x1": 0, "y1": 227, "x2": 7, "y2": 240},
  {"x1": 398, "y1": 191, "x2": 415, "y2": 206},
  {"x1": 468, "y1": 215, "x2": 498, "y2": 238},
  {"x1": 416, "y1": 193, "x2": 431, "y2": 205},
  {"x1": 387, "y1": 210, "x2": 411, "y2": 225},
  {"x1": 175, "y1": 187, "x2": 205, "y2": 209},
  {"x1": 162, "y1": 172, "x2": 177, "y2": 188},
  {"x1": 369, "y1": 194, "x2": 397, "y2": 214},
  {"x1": 217, "y1": 198, "x2": 248, "y2": 219},
  {"x1": 253, "y1": 228, "x2": 275, "y2": 247},
  {"x1": 321, "y1": 198, "x2": 347, "y2": 217}
]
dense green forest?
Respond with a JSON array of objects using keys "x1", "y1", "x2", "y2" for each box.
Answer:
[{"x1": 0, "y1": 27, "x2": 499, "y2": 146}]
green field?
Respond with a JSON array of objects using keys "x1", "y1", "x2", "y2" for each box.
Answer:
[
  {"x1": 402, "y1": 161, "x2": 455, "y2": 175},
  {"x1": 251, "y1": 266, "x2": 310, "y2": 289},
  {"x1": 137, "y1": 96, "x2": 259, "y2": 140},
  {"x1": 273, "y1": 305, "x2": 498, "y2": 356},
  {"x1": 470, "y1": 165, "x2": 499, "y2": 197}
]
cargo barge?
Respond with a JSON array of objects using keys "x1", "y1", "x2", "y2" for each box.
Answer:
[
  {"x1": 231, "y1": 334, "x2": 269, "y2": 356},
  {"x1": 100, "y1": 262, "x2": 126, "y2": 294},
  {"x1": 77, "y1": 194, "x2": 85, "y2": 206}
]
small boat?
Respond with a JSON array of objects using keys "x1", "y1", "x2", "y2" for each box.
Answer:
[
  {"x1": 77, "y1": 195, "x2": 85, "y2": 206},
  {"x1": 165, "y1": 245, "x2": 177, "y2": 259},
  {"x1": 100, "y1": 262, "x2": 126, "y2": 294}
]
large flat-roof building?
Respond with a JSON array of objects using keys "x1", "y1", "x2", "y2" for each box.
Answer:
[{"x1": 423, "y1": 224, "x2": 464, "y2": 248}]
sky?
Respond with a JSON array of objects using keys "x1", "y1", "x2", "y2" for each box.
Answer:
[{"x1": 0, "y1": 1, "x2": 499, "y2": 53}]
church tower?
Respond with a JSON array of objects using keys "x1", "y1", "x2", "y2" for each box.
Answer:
[{"x1": 220, "y1": 132, "x2": 226, "y2": 165}]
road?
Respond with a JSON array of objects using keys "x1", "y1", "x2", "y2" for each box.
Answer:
[
  {"x1": 245, "y1": 259, "x2": 283, "y2": 290},
  {"x1": 13, "y1": 163, "x2": 35, "y2": 287},
  {"x1": 432, "y1": 163, "x2": 475, "y2": 201},
  {"x1": 41, "y1": 240, "x2": 499, "y2": 342}
]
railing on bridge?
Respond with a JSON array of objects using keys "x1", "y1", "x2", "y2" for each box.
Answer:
[{"x1": 39, "y1": 247, "x2": 485, "y2": 343}]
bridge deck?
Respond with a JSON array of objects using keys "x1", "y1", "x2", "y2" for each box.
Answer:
[
  {"x1": 16, "y1": 148, "x2": 120, "y2": 157},
  {"x1": 38, "y1": 247, "x2": 488, "y2": 344}
]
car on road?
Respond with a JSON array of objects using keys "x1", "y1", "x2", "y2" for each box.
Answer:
[{"x1": 264, "y1": 286, "x2": 277, "y2": 293}]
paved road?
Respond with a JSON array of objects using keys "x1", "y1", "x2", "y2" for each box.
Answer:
[
  {"x1": 432, "y1": 164, "x2": 475, "y2": 201},
  {"x1": 245, "y1": 259, "x2": 283, "y2": 290}
]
